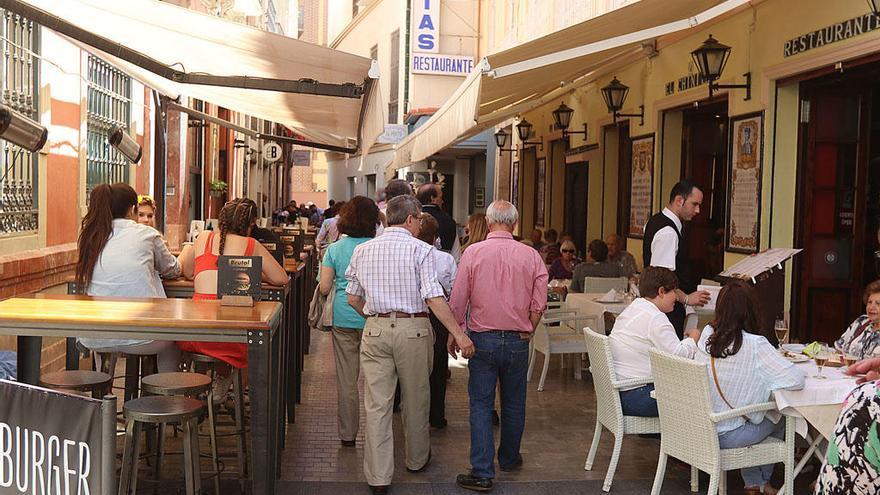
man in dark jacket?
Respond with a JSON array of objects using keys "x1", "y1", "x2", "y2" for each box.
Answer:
[{"x1": 416, "y1": 183, "x2": 457, "y2": 252}]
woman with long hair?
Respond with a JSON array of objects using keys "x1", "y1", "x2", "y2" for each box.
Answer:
[
  {"x1": 178, "y1": 198, "x2": 289, "y2": 369},
  {"x1": 318, "y1": 196, "x2": 379, "y2": 445},
  {"x1": 461, "y1": 213, "x2": 488, "y2": 253},
  {"x1": 136, "y1": 194, "x2": 157, "y2": 228},
  {"x1": 694, "y1": 281, "x2": 804, "y2": 495},
  {"x1": 75, "y1": 182, "x2": 181, "y2": 371}
]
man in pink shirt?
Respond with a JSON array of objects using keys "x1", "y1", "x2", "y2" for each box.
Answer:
[{"x1": 449, "y1": 200, "x2": 548, "y2": 492}]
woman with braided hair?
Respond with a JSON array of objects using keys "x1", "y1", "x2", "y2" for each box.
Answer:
[{"x1": 178, "y1": 198, "x2": 288, "y2": 368}]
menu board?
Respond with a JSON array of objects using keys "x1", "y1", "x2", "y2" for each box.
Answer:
[
  {"x1": 218, "y1": 255, "x2": 262, "y2": 300},
  {"x1": 719, "y1": 248, "x2": 802, "y2": 281},
  {"x1": 629, "y1": 134, "x2": 655, "y2": 238},
  {"x1": 727, "y1": 112, "x2": 764, "y2": 253}
]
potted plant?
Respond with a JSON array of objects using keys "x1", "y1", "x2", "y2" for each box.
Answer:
[{"x1": 209, "y1": 179, "x2": 227, "y2": 197}]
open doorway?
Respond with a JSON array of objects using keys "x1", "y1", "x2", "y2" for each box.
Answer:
[{"x1": 564, "y1": 161, "x2": 588, "y2": 253}]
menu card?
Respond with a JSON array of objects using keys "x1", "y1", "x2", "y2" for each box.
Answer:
[
  {"x1": 719, "y1": 248, "x2": 802, "y2": 281},
  {"x1": 281, "y1": 235, "x2": 297, "y2": 259},
  {"x1": 218, "y1": 255, "x2": 262, "y2": 300}
]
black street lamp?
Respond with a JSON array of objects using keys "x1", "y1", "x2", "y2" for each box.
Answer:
[
  {"x1": 493, "y1": 128, "x2": 516, "y2": 153},
  {"x1": 691, "y1": 35, "x2": 751, "y2": 100},
  {"x1": 515, "y1": 119, "x2": 543, "y2": 151},
  {"x1": 600, "y1": 77, "x2": 644, "y2": 125},
  {"x1": 869, "y1": 0, "x2": 880, "y2": 16},
  {"x1": 551, "y1": 102, "x2": 587, "y2": 140}
]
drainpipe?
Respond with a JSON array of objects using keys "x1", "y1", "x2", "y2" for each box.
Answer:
[{"x1": 404, "y1": 0, "x2": 411, "y2": 115}]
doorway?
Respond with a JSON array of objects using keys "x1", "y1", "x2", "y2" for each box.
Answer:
[
  {"x1": 794, "y1": 64, "x2": 880, "y2": 343},
  {"x1": 564, "y1": 161, "x2": 588, "y2": 252},
  {"x1": 681, "y1": 100, "x2": 729, "y2": 281}
]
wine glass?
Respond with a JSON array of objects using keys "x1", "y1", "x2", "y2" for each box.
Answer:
[
  {"x1": 843, "y1": 353, "x2": 858, "y2": 368},
  {"x1": 774, "y1": 319, "x2": 789, "y2": 346},
  {"x1": 813, "y1": 344, "x2": 830, "y2": 380}
]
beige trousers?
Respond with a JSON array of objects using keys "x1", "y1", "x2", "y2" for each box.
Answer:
[
  {"x1": 332, "y1": 326, "x2": 362, "y2": 442},
  {"x1": 360, "y1": 315, "x2": 433, "y2": 486}
]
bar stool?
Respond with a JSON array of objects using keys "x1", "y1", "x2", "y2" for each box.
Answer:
[
  {"x1": 119, "y1": 396, "x2": 204, "y2": 495},
  {"x1": 141, "y1": 372, "x2": 220, "y2": 495},
  {"x1": 39, "y1": 370, "x2": 112, "y2": 399},
  {"x1": 95, "y1": 352, "x2": 159, "y2": 401},
  {"x1": 183, "y1": 353, "x2": 248, "y2": 485}
]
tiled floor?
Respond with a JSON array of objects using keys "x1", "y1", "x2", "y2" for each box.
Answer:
[{"x1": 279, "y1": 331, "x2": 823, "y2": 494}]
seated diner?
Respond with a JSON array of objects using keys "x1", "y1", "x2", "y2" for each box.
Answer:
[
  {"x1": 569, "y1": 239, "x2": 623, "y2": 293},
  {"x1": 834, "y1": 280, "x2": 880, "y2": 359},
  {"x1": 548, "y1": 240, "x2": 578, "y2": 281}
]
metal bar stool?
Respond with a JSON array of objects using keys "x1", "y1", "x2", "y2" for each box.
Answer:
[
  {"x1": 141, "y1": 372, "x2": 220, "y2": 495},
  {"x1": 95, "y1": 352, "x2": 159, "y2": 401},
  {"x1": 119, "y1": 396, "x2": 204, "y2": 495},
  {"x1": 183, "y1": 352, "x2": 248, "y2": 487},
  {"x1": 39, "y1": 370, "x2": 112, "y2": 399}
]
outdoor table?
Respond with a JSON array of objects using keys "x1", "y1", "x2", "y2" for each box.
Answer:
[
  {"x1": 565, "y1": 293, "x2": 714, "y2": 334},
  {"x1": 284, "y1": 258, "x2": 307, "y2": 420},
  {"x1": 2, "y1": 294, "x2": 284, "y2": 495}
]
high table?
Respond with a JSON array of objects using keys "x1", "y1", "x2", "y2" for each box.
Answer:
[
  {"x1": 284, "y1": 258, "x2": 306, "y2": 422},
  {"x1": 3, "y1": 294, "x2": 284, "y2": 495}
]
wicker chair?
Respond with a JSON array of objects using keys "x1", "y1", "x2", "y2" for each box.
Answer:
[
  {"x1": 582, "y1": 276, "x2": 628, "y2": 294},
  {"x1": 648, "y1": 349, "x2": 796, "y2": 495},
  {"x1": 582, "y1": 327, "x2": 672, "y2": 492},
  {"x1": 527, "y1": 313, "x2": 596, "y2": 391}
]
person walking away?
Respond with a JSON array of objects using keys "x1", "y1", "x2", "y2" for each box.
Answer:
[
  {"x1": 642, "y1": 179, "x2": 710, "y2": 338},
  {"x1": 75, "y1": 183, "x2": 181, "y2": 372},
  {"x1": 345, "y1": 195, "x2": 474, "y2": 495},
  {"x1": 318, "y1": 197, "x2": 379, "y2": 446},
  {"x1": 450, "y1": 200, "x2": 548, "y2": 492},
  {"x1": 416, "y1": 214, "x2": 457, "y2": 429}
]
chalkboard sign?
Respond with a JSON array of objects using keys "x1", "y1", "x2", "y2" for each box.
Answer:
[{"x1": 218, "y1": 256, "x2": 262, "y2": 300}]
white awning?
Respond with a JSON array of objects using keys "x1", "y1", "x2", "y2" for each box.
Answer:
[
  {"x1": 2, "y1": 0, "x2": 384, "y2": 153},
  {"x1": 392, "y1": 0, "x2": 750, "y2": 167}
]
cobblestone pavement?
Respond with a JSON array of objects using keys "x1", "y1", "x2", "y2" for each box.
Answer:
[{"x1": 280, "y1": 331, "x2": 824, "y2": 494}]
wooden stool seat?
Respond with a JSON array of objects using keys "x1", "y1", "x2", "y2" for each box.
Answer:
[
  {"x1": 39, "y1": 370, "x2": 112, "y2": 398},
  {"x1": 142, "y1": 372, "x2": 211, "y2": 397},
  {"x1": 123, "y1": 396, "x2": 205, "y2": 424}
]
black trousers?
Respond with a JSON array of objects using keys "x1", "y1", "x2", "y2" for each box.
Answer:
[
  {"x1": 428, "y1": 313, "x2": 449, "y2": 426},
  {"x1": 667, "y1": 301, "x2": 686, "y2": 340}
]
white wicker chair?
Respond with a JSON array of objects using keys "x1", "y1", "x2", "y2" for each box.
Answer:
[
  {"x1": 648, "y1": 349, "x2": 796, "y2": 495},
  {"x1": 527, "y1": 313, "x2": 596, "y2": 391},
  {"x1": 582, "y1": 327, "x2": 669, "y2": 492}
]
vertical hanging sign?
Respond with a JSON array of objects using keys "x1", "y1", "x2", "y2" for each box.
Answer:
[{"x1": 412, "y1": 0, "x2": 440, "y2": 53}]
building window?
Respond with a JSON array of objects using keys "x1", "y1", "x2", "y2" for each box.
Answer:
[
  {"x1": 388, "y1": 29, "x2": 399, "y2": 124},
  {"x1": 352, "y1": 0, "x2": 359, "y2": 17},
  {"x1": 297, "y1": 4, "x2": 305, "y2": 38},
  {"x1": 87, "y1": 54, "x2": 132, "y2": 199},
  {"x1": 0, "y1": 11, "x2": 39, "y2": 235}
]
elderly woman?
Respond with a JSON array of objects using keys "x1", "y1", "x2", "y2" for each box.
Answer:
[
  {"x1": 695, "y1": 281, "x2": 804, "y2": 495},
  {"x1": 548, "y1": 240, "x2": 578, "y2": 281},
  {"x1": 834, "y1": 280, "x2": 880, "y2": 359}
]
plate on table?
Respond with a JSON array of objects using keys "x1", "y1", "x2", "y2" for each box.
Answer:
[
  {"x1": 780, "y1": 350, "x2": 809, "y2": 363},
  {"x1": 781, "y1": 344, "x2": 806, "y2": 353}
]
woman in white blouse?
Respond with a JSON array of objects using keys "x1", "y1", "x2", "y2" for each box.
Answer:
[
  {"x1": 74, "y1": 183, "x2": 181, "y2": 372},
  {"x1": 608, "y1": 266, "x2": 701, "y2": 417},
  {"x1": 694, "y1": 280, "x2": 804, "y2": 495}
]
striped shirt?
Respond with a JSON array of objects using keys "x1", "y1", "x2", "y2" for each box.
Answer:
[{"x1": 345, "y1": 227, "x2": 445, "y2": 315}]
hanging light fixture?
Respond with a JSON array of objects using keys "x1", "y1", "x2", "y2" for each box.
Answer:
[
  {"x1": 600, "y1": 77, "x2": 645, "y2": 125},
  {"x1": 493, "y1": 128, "x2": 516, "y2": 153},
  {"x1": 691, "y1": 35, "x2": 751, "y2": 100},
  {"x1": 515, "y1": 119, "x2": 543, "y2": 151},
  {"x1": 0, "y1": 105, "x2": 47, "y2": 153},
  {"x1": 551, "y1": 102, "x2": 587, "y2": 140},
  {"x1": 868, "y1": 0, "x2": 880, "y2": 16}
]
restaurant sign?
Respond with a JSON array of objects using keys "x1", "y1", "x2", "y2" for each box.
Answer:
[
  {"x1": 411, "y1": 54, "x2": 474, "y2": 76},
  {"x1": 0, "y1": 380, "x2": 108, "y2": 495},
  {"x1": 412, "y1": 0, "x2": 440, "y2": 53},
  {"x1": 664, "y1": 70, "x2": 709, "y2": 97},
  {"x1": 784, "y1": 13, "x2": 880, "y2": 58}
]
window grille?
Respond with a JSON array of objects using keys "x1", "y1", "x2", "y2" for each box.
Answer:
[
  {"x1": 86, "y1": 54, "x2": 131, "y2": 199},
  {"x1": 0, "y1": 11, "x2": 38, "y2": 235}
]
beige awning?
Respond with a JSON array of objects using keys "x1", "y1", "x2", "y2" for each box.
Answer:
[
  {"x1": 392, "y1": 0, "x2": 750, "y2": 167},
  {"x1": 1, "y1": 0, "x2": 384, "y2": 153}
]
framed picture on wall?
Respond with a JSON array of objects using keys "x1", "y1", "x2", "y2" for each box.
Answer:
[
  {"x1": 726, "y1": 112, "x2": 763, "y2": 254},
  {"x1": 534, "y1": 157, "x2": 546, "y2": 227},
  {"x1": 510, "y1": 160, "x2": 520, "y2": 207},
  {"x1": 628, "y1": 133, "x2": 654, "y2": 238}
]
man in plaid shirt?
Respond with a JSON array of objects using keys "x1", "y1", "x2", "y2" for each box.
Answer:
[{"x1": 346, "y1": 195, "x2": 474, "y2": 495}]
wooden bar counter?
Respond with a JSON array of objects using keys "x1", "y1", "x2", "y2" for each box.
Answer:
[{"x1": 0, "y1": 294, "x2": 283, "y2": 495}]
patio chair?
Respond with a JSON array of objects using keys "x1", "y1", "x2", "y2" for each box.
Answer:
[
  {"x1": 527, "y1": 313, "x2": 596, "y2": 391},
  {"x1": 648, "y1": 349, "x2": 796, "y2": 495},
  {"x1": 582, "y1": 276, "x2": 628, "y2": 294},
  {"x1": 582, "y1": 327, "x2": 682, "y2": 492}
]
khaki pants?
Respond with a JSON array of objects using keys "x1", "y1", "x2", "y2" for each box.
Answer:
[
  {"x1": 360, "y1": 315, "x2": 433, "y2": 486},
  {"x1": 332, "y1": 327, "x2": 362, "y2": 442}
]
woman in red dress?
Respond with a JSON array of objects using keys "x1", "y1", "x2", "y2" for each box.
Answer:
[{"x1": 178, "y1": 198, "x2": 289, "y2": 368}]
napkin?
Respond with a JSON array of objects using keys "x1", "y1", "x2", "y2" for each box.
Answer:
[{"x1": 596, "y1": 289, "x2": 624, "y2": 303}]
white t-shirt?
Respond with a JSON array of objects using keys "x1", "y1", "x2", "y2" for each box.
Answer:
[
  {"x1": 649, "y1": 207, "x2": 682, "y2": 270},
  {"x1": 608, "y1": 297, "x2": 696, "y2": 390}
]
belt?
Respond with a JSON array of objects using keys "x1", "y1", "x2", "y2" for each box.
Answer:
[{"x1": 373, "y1": 312, "x2": 429, "y2": 318}]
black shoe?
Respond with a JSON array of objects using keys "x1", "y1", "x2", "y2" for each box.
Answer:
[
  {"x1": 499, "y1": 455, "x2": 523, "y2": 472},
  {"x1": 456, "y1": 473, "x2": 493, "y2": 492},
  {"x1": 341, "y1": 439, "x2": 356, "y2": 447},
  {"x1": 430, "y1": 418, "x2": 447, "y2": 429},
  {"x1": 406, "y1": 449, "x2": 431, "y2": 473},
  {"x1": 491, "y1": 410, "x2": 500, "y2": 426},
  {"x1": 369, "y1": 485, "x2": 389, "y2": 495}
]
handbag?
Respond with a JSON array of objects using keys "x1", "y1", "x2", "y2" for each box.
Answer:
[
  {"x1": 307, "y1": 281, "x2": 334, "y2": 332},
  {"x1": 710, "y1": 356, "x2": 750, "y2": 422}
]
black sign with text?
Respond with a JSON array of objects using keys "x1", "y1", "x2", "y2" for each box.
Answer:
[{"x1": 218, "y1": 256, "x2": 262, "y2": 299}]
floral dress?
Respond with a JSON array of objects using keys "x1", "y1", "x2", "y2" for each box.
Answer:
[
  {"x1": 835, "y1": 316, "x2": 880, "y2": 359},
  {"x1": 815, "y1": 380, "x2": 880, "y2": 494}
]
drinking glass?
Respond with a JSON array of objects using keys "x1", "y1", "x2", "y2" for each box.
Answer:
[
  {"x1": 774, "y1": 319, "x2": 789, "y2": 345},
  {"x1": 813, "y1": 344, "x2": 830, "y2": 379},
  {"x1": 843, "y1": 353, "x2": 858, "y2": 368}
]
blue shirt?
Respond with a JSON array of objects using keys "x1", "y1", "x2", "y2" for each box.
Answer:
[{"x1": 322, "y1": 236, "x2": 371, "y2": 329}]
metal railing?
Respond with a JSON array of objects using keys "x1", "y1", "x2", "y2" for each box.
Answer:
[{"x1": 86, "y1": 54, "x2": 131, "y2": 198}]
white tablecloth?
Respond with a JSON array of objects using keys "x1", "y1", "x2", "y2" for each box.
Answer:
[{"x1": 773, "y1": 361, "x2": 857, "y2": 439}]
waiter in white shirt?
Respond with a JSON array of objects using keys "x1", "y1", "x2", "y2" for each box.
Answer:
[{"x1": 642, "y1": 180, "x2": 710, "y2": 338}]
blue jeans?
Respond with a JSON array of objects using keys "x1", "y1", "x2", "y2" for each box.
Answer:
[
  {"x1": 467, "y1": 331, "x2": 530, "y2": 479},
  {"x1": 718, "y1": 417, "x2": 785, "y2": 487},
  {"x1": 619, "y1": 384, "x2": 658, "y2": 417}
]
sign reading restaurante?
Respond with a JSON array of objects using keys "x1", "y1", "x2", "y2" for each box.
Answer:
[
  {"x1": 411, "y1": 54, "x2": 474, "y2": 76},
  {"x1": 784, "y1": 12, "x2": 880, "y2": 57}
]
